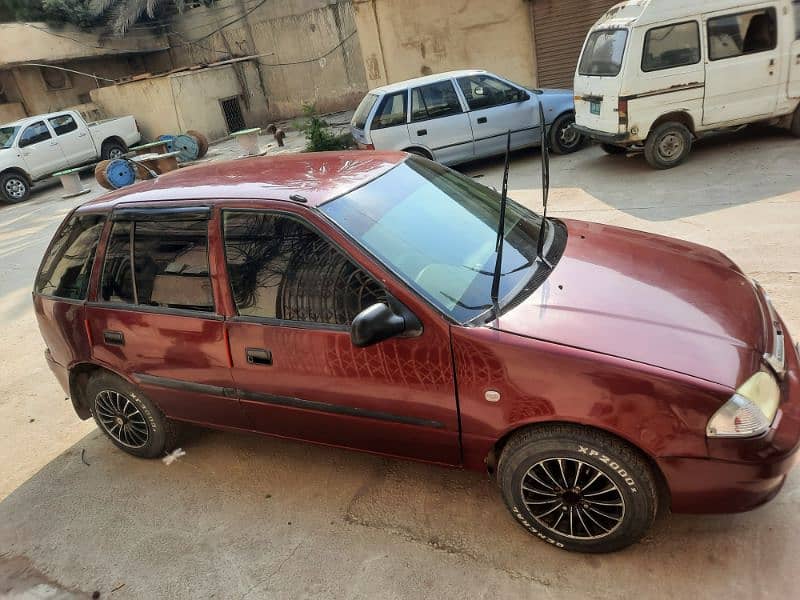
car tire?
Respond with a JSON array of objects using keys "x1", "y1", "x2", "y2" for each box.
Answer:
[
  {"x1": 600, "y1": 143, "x2": 627, "y2": 155},
  {"x1": 1, "y1": 171, "x2": 31, "y2": 204},
  {"x1": 101, "y1": 140, "x2": 127, "y2": 161},
  {"x1": 87, "y1": 372, "x2": 179, "y2": 459},
  {"x1": 549, "y1": 113, "x2": 584, "y2": 155},
  {"x1": 644, "y1": 122, "x2": 692, "y2": 169},
  {"x1": 497, "y1": 423, "x2": 659, "y2": 553},
  {"x1": 790, "y1": 105, "x2": 800, "y2": 138}
]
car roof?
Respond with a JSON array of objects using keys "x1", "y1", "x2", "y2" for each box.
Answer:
[
  {"x1": 1, "y1": 111, "x2": 74, "y2": 129},
  {"x1": 369, "y1": 69, "x2": 489, "y2": 95},
  {"x1": 78, "y1": 151, "x2": 408, "y2": 212}
]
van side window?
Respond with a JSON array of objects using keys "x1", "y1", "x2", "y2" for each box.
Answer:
[
  {"x1": 371, "y1": 91, "x2": 407, "y2": 129},
  {"x1": 223, "y1": 211, "x2": 387, "y2": 326},
  {"x1": 19, "y1": 121, "x2": 51, "y2": 147},
  {"x1": 411, "y1": 81, "x2": 463, "y2": 122},
  {"x1": 100, "y1": 220, "x2": 213, "y2": 312},
  {"x1": 457, "y1": 75, "x2": 520, "y2": 110},
  {"x1": 708, "y1": 8, "x2": 777, "y2": 61},
  {"x1": 48, "y1": 114, "x2": 78, "y2": 136},
  {"x1": 642, "y1": 21, "x2": 700, "y2": 71},
  {"x1": 35, "y1": 213, "x2": 105, "y2": 300}
]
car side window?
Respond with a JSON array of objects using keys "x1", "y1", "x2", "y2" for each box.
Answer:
[
  {"x1": 642, "y1": 21, "x2": 701, "y2": 71},
  {"x1": 19, "y1": 121, "x2": 51, "y2": 147},
  {"x1": 35, "y1": 213, "x2": 105, "y2": 300},
  {"x1": 223, "y1": 211, "x2": 387, "y2": 326},
  {"x1": 371, "y1": 91, "x2": 408, "y2": 130},
  {"x1": 457, "y1": 75, "x2": 520, "y2": 110},
  {"x1": 794, "y1": 0, "x2": 800, "y2": 39},
  {"x1": 100, "y1": 219, "x2": 213, "y2": 312},
  {"x1": 411, "y1": 80, "x2": 463, "y2": 122},
  {"x1": 48, "y1": 114, "x2": 78, "y2": 136},
  {"x1": 708, "y1": 8, "x2": 777, "y2": 61}
]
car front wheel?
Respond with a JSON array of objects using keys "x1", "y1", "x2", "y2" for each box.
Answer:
[
  {"x1": 497, "y1": 424, "x2": 659, "y2": 553},
  {"x1": 1, "y1": 171, "x2": 31, "y2": 204},
  {"x1": 549, "y1": 113, "x2": 584, "y2": 155}
]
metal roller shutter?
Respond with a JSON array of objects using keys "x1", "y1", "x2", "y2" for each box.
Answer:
[{"x1": 532, "y1": 0, "x2": 620, "y2": 89}]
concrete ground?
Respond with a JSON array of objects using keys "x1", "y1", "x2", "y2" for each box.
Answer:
[{"x1": 0, "y1": 125, "x2": 798, "y2": 599}]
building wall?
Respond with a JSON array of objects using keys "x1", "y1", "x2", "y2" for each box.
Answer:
[
  {"x1": 352, "y1": 0, "x2": 538, "y2": 89},
  {"x1": 0, "y1": 103, "x2": 25, "y2": 122},
  {"x1": 166, "y1": 0, "x2": 368, "y2": 120}
]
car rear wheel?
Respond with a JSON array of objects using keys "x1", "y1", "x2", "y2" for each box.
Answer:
[
  {"x1": 600, "y1": 143, "x2": 627, "y2": 155},
  {"x1": 644, "y1": 122, "x2": 692, "y2": 169},
  {"x1": 101, "y1": 141, "x2": 127, "y2": 161},
  {"x1": 790, "y1": 105, "x2": 800, "y2": 138},
  {"x1": 549, "y1": 113, "x2": 584, "y2": 155},
  {"x1": 1, "y1": 172, "x2": 31, "y2": 204},
  {"x1": 87, "y1": 372, "x2": 178, "y2": 458},
  {"x1": 497, "y1": 424, "x2": 659, "y2": 553}
]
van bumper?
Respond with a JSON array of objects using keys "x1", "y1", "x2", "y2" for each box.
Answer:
[{"x1": 573, "y1": 124, "x2": 634, "y2": 146}]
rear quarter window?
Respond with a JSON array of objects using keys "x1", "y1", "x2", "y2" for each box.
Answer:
[
  {"x1": 35, "y1": 213, "x2": 106, "y2": 300},
  {"x1": 642, "y1": 21, "x2": 701, "y2": 72},
  {"x1": 352, "y1": 94, "x2": 379, "y2": 130}
]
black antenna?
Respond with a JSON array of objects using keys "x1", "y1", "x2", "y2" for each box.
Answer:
[
  {"x1": 490, "y1": 130, "x2": 512, "y2": 311},
  {"x1": 536, "y1": 100, "x2": 553, "y2": 267}
]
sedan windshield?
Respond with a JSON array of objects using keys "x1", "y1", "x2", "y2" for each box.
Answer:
[
  {"x1": 0, "y1": 126, "x2": 19, "y2": 149},
  {"x1": 579, "y1": 29, "x2": 628, "y2": 76},
  {"x1": 321, "y1": 158, "x2": 549, "y2": 324}
]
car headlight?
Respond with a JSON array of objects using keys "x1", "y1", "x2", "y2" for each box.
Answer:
[{"x1": 706, "y1": 371, "x2": 780, "y2": 438}]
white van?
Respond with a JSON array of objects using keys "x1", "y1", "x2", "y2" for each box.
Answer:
[{"x1": 573, "y1": 0, "x2": 800, "y2": 168}]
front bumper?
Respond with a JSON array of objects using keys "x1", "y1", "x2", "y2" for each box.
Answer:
[
  {"x1": 661, "y1": 337, "x2": 800, "y2": 514},
  {"x1": 573, "y1": 124, "x2": 635, "y2": 146}
]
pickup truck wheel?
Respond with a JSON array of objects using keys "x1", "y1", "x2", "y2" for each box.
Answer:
[
  {"x1": 87, "y1": 372, "x2": 179, "y2": 459},
  {"x1": 644, "y1": 122, "x2": 692, "y2": 169},
  {"x1": 600, "y1": 143, "x2": 627, "y2": 155},
  {"x1": 101, "y1": 141, "x2": 127, "y2": 161},
  {"x1": 549, "y1": 113, "x2": 584, "y2": 154},
  {"x1": 497, "y1": 424, "x2": 659, "y2": 553},
  {"x1": 1, "y1": 172, "x2": 31, "y2": 204},
  {"x1": 790, "y1": 105, "x2": 800, "y2": 138}
]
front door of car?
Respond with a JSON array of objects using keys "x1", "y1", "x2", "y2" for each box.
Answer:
[
  {"x1": 85, "y1": 208, "x2": 245, "y2": 429},
  {"x1": 703, "y1": 6, "x2": 781, "y2": 125},
  {"x1": 47, "y1": 114, "x2": 95, "y2": 166},
  {"x1": 221, "y1": 208, "x2": 461, "y2": 465},
  {"x1": 456, "y1": 74, "x2": 539, "y2": 158},
  {"x1": 17, "y1": 120, "x2": 67, "y2": 179},
  {"x1": 408, "y1": 80, "x2": 474, "y2": 165}
]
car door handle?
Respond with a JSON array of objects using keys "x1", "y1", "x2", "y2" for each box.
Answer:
[
  {"x1": 78, "y1": 132, "x2": 87, "y2": 138},
  {"x1": 477, "y1": 117, "x2": 488, "y2": 124},
  {"x1": 49, "y1": 142, "x2": 59, "y2": 147},
  {"x1": 246, "y1": 348, "x2": 272, "y2": 366},
  {"x1": 103, "y1": 330, "x2": 125, "y2": 346},
  {"x1": 417, "y1": 129, "x2": 427, "y2": 136}
]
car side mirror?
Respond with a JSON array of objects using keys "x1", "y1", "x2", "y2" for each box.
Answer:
[{"x1": 351, "y1": 298, "x2": 423, "y2": 348}]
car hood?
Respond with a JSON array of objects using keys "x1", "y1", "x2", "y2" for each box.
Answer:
[{"x1": 492, "y1": 220, "x2": 766, "y2": 388}]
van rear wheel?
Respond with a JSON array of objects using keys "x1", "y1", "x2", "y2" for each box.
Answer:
[{"x1": 644, "y1": 122, "x2": 692, "y2": 169}]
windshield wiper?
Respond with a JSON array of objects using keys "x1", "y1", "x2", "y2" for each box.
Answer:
[
  {"x1": 489, "y1": 130, "x2": 512, "y2": 314},
  {"x1": 536, "y1": 100, "x2": 554, "y2": 269}
]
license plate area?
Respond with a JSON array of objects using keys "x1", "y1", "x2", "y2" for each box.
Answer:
[{"x1": 590, "y1": 101, "x2": 601, "y2": 116}]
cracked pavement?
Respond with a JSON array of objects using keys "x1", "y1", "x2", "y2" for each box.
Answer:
[{"x1": 1, "y1": 126, "x2": 798, "y2": 599}]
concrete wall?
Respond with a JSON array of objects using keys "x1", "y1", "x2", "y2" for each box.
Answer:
[
  {"x1": 167, "y1": 0, "x2": 368, "y2": 120},
  {"x1": 0, "y1": 103, "x2": 25, "y2": 122},
  {"x1": 91, "y1": 63, "x2": 269, "y2": 141},
  {"x1": 352, "y1": 0, "x2": 537, "y2": 89}
]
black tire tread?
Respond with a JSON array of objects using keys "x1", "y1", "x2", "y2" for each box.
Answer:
[
  {"x1": 790, "y1": 105, "x2": 800, "y2": 138},
  {"x1": 0, "y1": 171, "x2": 31, "y2": 204}
]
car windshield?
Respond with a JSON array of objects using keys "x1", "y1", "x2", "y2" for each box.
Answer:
[
  {"x1": 0, "y1": 126, "x2": 19, "y2": 149},
  {"x1": 321, "y1": 158, "x2": 550, "y2": 324},
  {"x1": 352, "y1": 94, "x2": 379, "y2": 130},
  {"x1": 579, "y1": 29, "x2": 629, "y2": 76}
]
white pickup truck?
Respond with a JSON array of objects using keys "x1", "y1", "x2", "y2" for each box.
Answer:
[{"x1": 0, "y1": 110, "x2": 141, "y2": 203}]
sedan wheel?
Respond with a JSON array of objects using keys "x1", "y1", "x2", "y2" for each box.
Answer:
[
  {"x1": 94, "y1": 389, "x2": 150, "y2": 449},
  {"x1": 549, "y1": 113, "x2": 584, "y2": 155}
]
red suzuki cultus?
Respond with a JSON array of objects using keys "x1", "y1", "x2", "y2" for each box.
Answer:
[{"x1": 34, "y1": 152, "x2": 799, "y2": 553}]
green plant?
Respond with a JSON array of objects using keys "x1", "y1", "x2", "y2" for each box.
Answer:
[{"x1": 297, "y1": 104, "x2": 353, "y2": 153}]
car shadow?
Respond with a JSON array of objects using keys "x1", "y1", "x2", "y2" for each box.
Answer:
[
  {"x1": 0, "y1": 425, "x2": 796, "y2": 598},
  {"x1": 458, "y1": 126, "x2": 800, "y2": 222}
]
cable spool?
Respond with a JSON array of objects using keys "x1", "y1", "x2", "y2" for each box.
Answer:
[
  {"x1": 105, "y1": 159, "x2": 137, "y2": 189},
  {"x1": 186, "y1": 130, "x2": 209, "y2": 158},
  {"x1": 94, "y1": 160, "x2": 113, "y2": 190},
  {"x1": 173, "y1": 134, "x2": 200, "y2": 162},
  {"x1": 157, "y1": 134, "x2": 176, "y2": 153}
]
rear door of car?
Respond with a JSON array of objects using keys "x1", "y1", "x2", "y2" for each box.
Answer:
[
  {"x1": 47, "y1": 113, "x2": 95, "y2": 166},
  {"x1": 85, "y1": 206, "x2": 245, "y2": 429},
  {"x1": 408, "y1": 79, "x2": 474, "y2": 164},
  {"x1": 456, "y1": 73, "x2": 539, "y2": 158},
  {"x1": 220, "y1": 204, "x2": 461, "y2": 465}
]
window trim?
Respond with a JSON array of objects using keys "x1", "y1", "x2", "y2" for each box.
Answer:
[
  {"x1": 641, "y1": 20, "x2": 702, "y2": 73},
  {"x1": 370, "y1": 90, "x2": 409, "y2": 131},
  {"x1": 220, "y1": 208, "x2": 388, "y2": 330},
  {"x1": 410, "y1": 79, "x2": 465, "y2": 123},
  {"x1": 96, "y1": 214, "x2": 217, "y2": 315},
  {"x1": 707, "y1": 7, "x2": 778, "y2": 62}
]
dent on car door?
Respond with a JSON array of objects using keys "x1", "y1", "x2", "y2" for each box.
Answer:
[
  {"x1": 408, "y1": 80, "x2": 474, "y2": 164},
  {"x1": 221, "y1": 209, "x2": 461, "y2": 464},
  {"x1": 85, "y1": 209, "x2": 245, "y2": 429}
]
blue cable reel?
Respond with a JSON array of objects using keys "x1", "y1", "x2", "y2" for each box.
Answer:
[
  {"x1": 173, "y1": 134, "x2": 200, "y2": 162},
  {"x1": 105, "y1": 159, "x2": 137, "y2": 189}
]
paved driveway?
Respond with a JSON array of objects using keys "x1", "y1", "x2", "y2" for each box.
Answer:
[{"x1": 1, "y1": 127, "x2": 798, "y2": 599}]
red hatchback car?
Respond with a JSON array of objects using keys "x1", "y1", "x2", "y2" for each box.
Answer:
[{"x1": 34, "y1": 152, "x2": 799, "y2": 553}]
